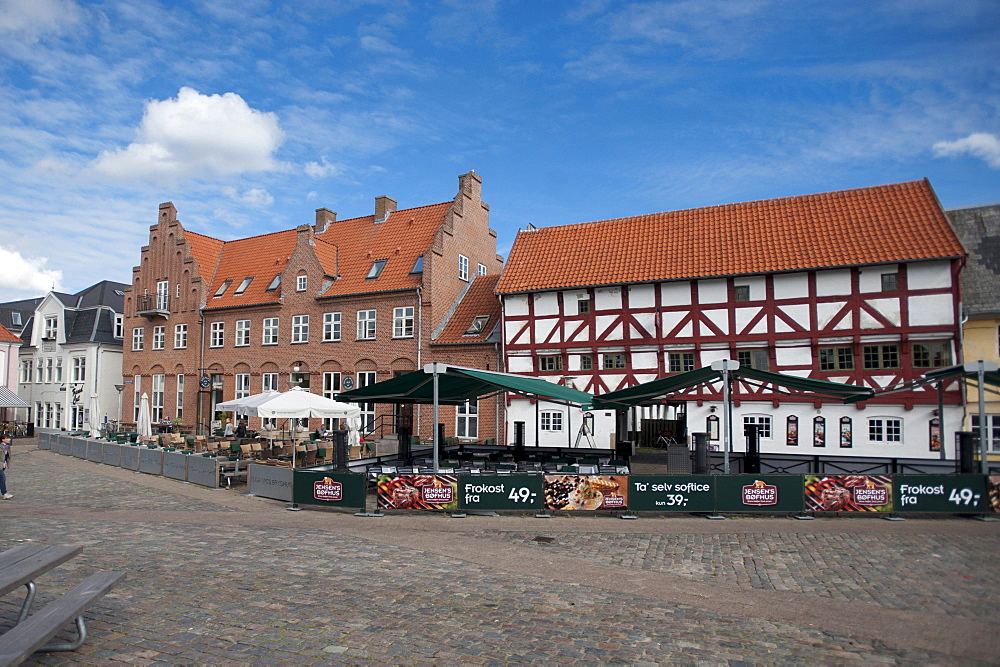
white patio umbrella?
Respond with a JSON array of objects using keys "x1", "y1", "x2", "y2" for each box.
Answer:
[
  {"x1": 346, "y1": 415, "x2": 362, "y2": 455},
  {"x1": 87, "y1": 394, "x2": 101, "y2": 438},
  {"x1": 137, "y1": 392, "x2": 153, "y2": 439}
]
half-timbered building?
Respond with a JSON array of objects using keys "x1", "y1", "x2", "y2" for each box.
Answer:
[{"x1": 497, "y1": 180, "x2": 966, "y2": 459}]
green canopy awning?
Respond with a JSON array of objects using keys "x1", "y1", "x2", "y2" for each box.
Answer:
[
  {"x1": 339, "y1": 363, "x2": 594, "y2": 407},
  {"x1": 592, "y1": 365, "x2": 873, "y2": 409}
]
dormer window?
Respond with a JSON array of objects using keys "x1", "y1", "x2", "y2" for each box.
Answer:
[
  {"x1": 465, "y1": 315, "x2": 490, "y2": 335},
  {"x1": 296, "y1": 275, "x2": 308, "y2": 292},
  {"x1": 214, "y1": 280, "x2": 232, "y2": 297},
  {"x1": 410, "y1": 255, "x2": 424, "y2": 274},
  {"x1": 234, "y1": 277, "x2": 253, "y2": 295},
  {"x1": 265, "y1": 273, "x2": 282, "y2": 292},
  {"x1": 367, "y1": 259, "x2": 387, "y2": 280}
]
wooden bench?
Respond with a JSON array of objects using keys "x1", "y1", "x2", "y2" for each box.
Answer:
[{"x1": 0, "y1": 546, "x2": 125, "y2": 664}]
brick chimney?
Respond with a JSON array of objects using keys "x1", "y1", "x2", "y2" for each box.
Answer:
[
  {"x1": 315, "y1": 208, "x2": 336, "y2": 234},
  {"x1": 375, "y1": 195, "x2": 396, "y2": 223}
]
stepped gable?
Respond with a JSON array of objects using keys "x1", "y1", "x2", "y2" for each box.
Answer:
[
  {"x1": 497, "y1": 179, "x2": 965, "y2": 294},
  {"x1": 433, "y1": 275, "x2": 502, "y2": 345}
]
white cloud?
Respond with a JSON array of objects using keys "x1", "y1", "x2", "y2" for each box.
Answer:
[
  {"x1": 92, "y1": 87, "x2": 284, "y2": 182},
  {"x1": 0, "y1": 0, "x2": 80, "y2": 40},
  {"x1": 222, "y1": 186, "x2": 274, "y2": 207},
  {"x1": 0, "y1": 245, "x2": 62, "y2": 293},
  {"x1": 304, "y1": 157, "x2": 341, "y2": 178},
  {"x1": 933, "y1": 133, "x2": 1000, "y2": 169}
]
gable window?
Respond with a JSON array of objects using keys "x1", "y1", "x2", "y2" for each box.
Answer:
[
  {"x1": 819, "y1": 346, "x2": 854, "y2": 371},
  {"x1": 210, "y1": 322, "x2": 224, "y2": 348},
  {"x1": 881, "y1": 273, "x2": 898, "y2": 291},
  {"x1": 235, "y1": 320, "x2": 250, "y2": 347},
  {"x1": 262, "y1": 318, "x2": 278, "y2": 345},
  {"x1": 323, "y1": 312, "x2": 341, "y2": 342},
  {"x1": 174, "y1": 324, "x2": 187, "y2": 349},
  {"x1": 737, "y1": 348, "x2": 770, "y2": 371},
  {"x1": 265, "y1": 273, "x2": 281, "y2": 292},
  {"x1": 132, "y1": 327, "x2": 144, "y2": 351},
  {"x1": 393, "y1": 307, "x2": 414, "y2": 338},
  {"x1": 580, "y1": 355, "x2": 593, "y2": 371},
  {"x1": 214, "y1": 280, "x2": 232, "y2": 297},
  {"x1": 114, "y1": 314, "x2": 123, "y2": 338},
  {"x1": 603, "y1": 353, "x2": 626, "y2": 370},
  {"x1": 538, "y1": 355, "x2": 563, "y2": 372},
  {"x1": 459, "y1": 254, "x2": 469, "y2": 281},
  {"x1": 152, "y1": 325, "x2": 165, "y2": 350},
  {"x1": 734, "y1": 285, "x2": 751, "y2": 302},
  {"x1": 357, "y1": 310, "x2": 376, "y2": 340},
  {"x1": 234, "y1": 277, "x2": 253, "y2": 295},
  {"x1": 410, "y1": 255, "x2": 424, "y2": 274},
  {"x1": 43, "y1": 316, "x2": 57, "y2": 340},
  {"x1": 743, "y1": 415, "x2": 772, "y2": 439},
  {"x1": 863, "y1": 344, "x2": 899, "y2": 369},
  {"x1": 540, "y1": 411, "x2": 563, "y2": 432},
  {"x1": 912, "y1": 342, "x2": 951, "y2": 368},
  {"x1": 292, "y1": 315, "x2": 309, "y2": 343},
  {"x1": 466, "y1": 315, "x2": 490, "y2": 335},
  {"x1": 296, "y1": 275, "x2": 307, "y2": 292},
  {"x1": 668, "y1": 352, "x2": 695, "y2": 372},
  {"x1": 869, "y1": 417, "x2": 902, "y2": 443},
  {"x1": 367, "y1": 259, "x2": 387, "y2": 279},
  {"x1": 478, "y1": 263, "x2": 487, "y2": 277}
]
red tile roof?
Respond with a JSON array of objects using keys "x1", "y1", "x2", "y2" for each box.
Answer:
[
  {"x1": 434, "y1": 275, "x2": 502, "y2": 344},
  {"x1": 496, "y1": 180, "x2": 965, "y2": 294},
  {"x1": 196, "y1": 202, "x2": 453, "y2": 309},
  {"x1": 0, "y1": 323, "x2": 21, "y2": 344}
]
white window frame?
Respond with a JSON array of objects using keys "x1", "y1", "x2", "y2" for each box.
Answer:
[
  {"x1": 133, "y1": 375, "x2": 141, "y2": 422},
  {"x1": 114, "y1": 314, "x2": 123, "y2": 338},
  {"x1": 292, "y1": 315, "x2": 309, "y2": 343},
  {"x1": 296, "y1": 275, "x2": 307, "y2": 292},
  {"x1": 235, "y1": 319, "x2": 250, "y2": 347},
  {"x1": 55, "y1": 358, "x2": 62, "y2": 383},
  {"x1": 152, "y1": 325, "x2": 165, "y2": 350},
  {"x1": 35, "y1": 358, "x2": 43, "y2": 383},
  {"x1": 156, "y1": 280, "x2": 169, "y2": 310},
  {"x1": 868, "y1": 417, "x2": 902, "y2": 444},
  {"x1": 478, "y1": 263, "x2": 487, "y2": 276},
  {"x1": 357, "y1": 310, "x2": 376, "y2": 340},
  {"x1": 457, "y1": 400, "x2": 478, "y2": 439},
  {"x1": 323, "y1": 312, "x2": 341, "y2": 342},
  {"x1": 393, "y1": 307, "x2": 414, "y2": 338},
  {"x1": 132, "y1": 327, "x2": 144, "y2": 351},
  {"x1": 235, "y1": 373, "x2": 251, "y2": 399},
  {"x1": 176, "y1": 374, "x2": 184, "y2": 420},
  {"x1": 210, "y1": 321, "x2": 224, "y2": 348},
  {"x1": 743, "y1": 415, "x2": 772, "y2": 439},
  {"x1": 174, "y1": 324, "x2": 187, "y2": 349},
  {"x1": 357, "y1": 372, "x2": 377, "y2": 433},
  {"x1": 43, "y1": 316, "x2": 57, "y2": 339},
  {"x1": 540, "y1": 411, "x2": 563, "y2": 432},
  {"x1": 44, "y1": 358, "x2": 53, "y2": 383},
  {"x1": 262, "y1": 372, "x2": 279, "y2": 392},
  {"x1": 322, "y1": 372, "x2": 341, "y2": 399},
  {"x1": 151, "y1": 374, "x2": 164, "y2": 421},
  {"x1": 971, "y1": 414, "x2": 1000, "y2": 452},
  {"x1": 262, "y1": 317, "x2": 279, "y2": 345},
  {"x1": 71, "y1": 357, "x2": 85, "y2": 383},
  {"x1": 458, "y1": 254, "x2": 469, "y2": 281}
]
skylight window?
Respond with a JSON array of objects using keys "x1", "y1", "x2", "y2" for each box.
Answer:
[
  {"x1": 410, "y1": 255, "x2": 424, "y2": 274},
  {"x1": 234, "y1": 277, "x2": 253, "y2": 295},
  {"x1": 367, "y1": 259, "x2": 387, "y2": 280},
  {"x1": 214, "y1": 279, "x2": 233, "y2": 297},
  {"x1": 265, "y1": 273, "x2": 282, "y2": 292},
  {"x1": 465, "y1": 315, "x2": 490, "y2": 335}
]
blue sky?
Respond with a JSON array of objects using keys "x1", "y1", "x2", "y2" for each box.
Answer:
[{"x1": 1, "y1": 0, "x2": 998, "y2": 302}]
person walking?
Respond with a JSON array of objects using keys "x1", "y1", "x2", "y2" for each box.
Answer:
[{"x1": 1, "y1": 434, "x2": 12, "y2": 499}]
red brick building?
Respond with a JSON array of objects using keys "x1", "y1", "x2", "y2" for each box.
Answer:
[{"x1": 122, "y1": 172, "x2": 504, "y2": 442}]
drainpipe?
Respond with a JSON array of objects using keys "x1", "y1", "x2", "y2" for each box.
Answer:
[
  {"x1": 198, "y1": 312, "x2": 206, "y2": 436},
  {"x1": 415, "y1": 286, "x2": 422, "y2": 439}
]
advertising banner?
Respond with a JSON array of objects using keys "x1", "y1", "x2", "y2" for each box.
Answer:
[
  {"x1": 804, "y1": 474, "x2": 893, "y2": 513},
  {"x1": 459, "y1": 475, "x2": 543, "y2": 511},
  {"x1": 377, "y1": 474, "x2": 459, "y2": 510},
  {"x1": 627, "y1": 475, "x2": 715, "y2": 512},
  {"x1": 293, "y1": 471, "x2": 366, "y2": 509},
  {"x1": 715, "y1": 475, "x2": 804, "y2": 513},
  {"x1": 894, "y1": 475, "x2": 988, "y2": 512},
  {"x1": 542, "y1": 474, "x2": 629, "y2": 511},
  {"x1": 991, "y1": 476, "x2": 1000, "y2": 514}
]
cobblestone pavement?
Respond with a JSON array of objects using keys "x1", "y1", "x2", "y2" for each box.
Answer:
[{"x1": 1, "y1": 442, "x2": 998, "y2": 665}]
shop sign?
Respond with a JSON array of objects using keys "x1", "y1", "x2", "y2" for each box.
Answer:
[{"x1": 715, "y1": 475, "x2": 803, "y2": 513}]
